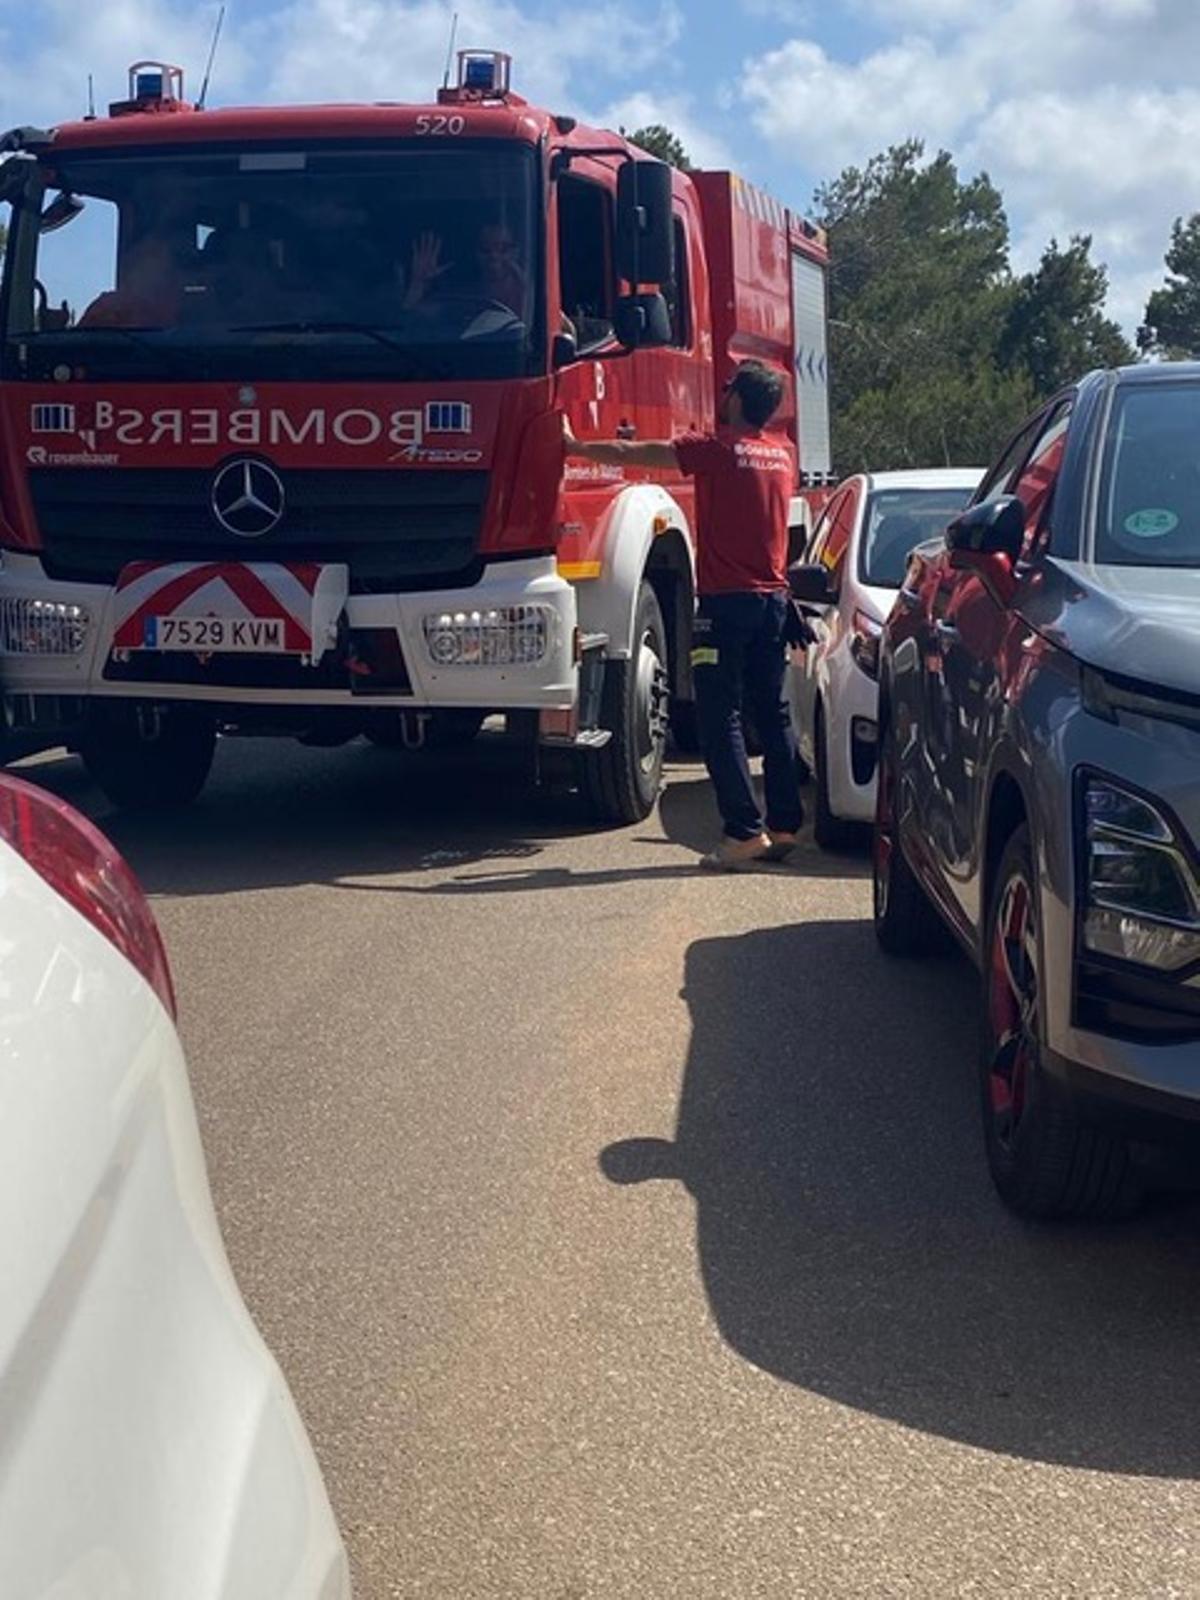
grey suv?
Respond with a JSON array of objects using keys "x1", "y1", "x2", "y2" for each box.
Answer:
[{"x1": 874, "y1": 364, "x2": 1199, "y2": 1219}]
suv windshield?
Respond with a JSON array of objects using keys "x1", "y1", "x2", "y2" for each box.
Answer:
[
  {"x1": 860, "y1": 486, "x2": 976, "y2": 587},
  {"x1": 2, "y1": 143, "x2": 541, "y2": 382},
  {"x1": 1096, "y1": 381, "x2": 1200, "y2": 567}
]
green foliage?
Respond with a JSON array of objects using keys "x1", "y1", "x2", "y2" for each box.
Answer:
[
  {"x1": 816, "y1": 141, "x2": 1129, "y2": 472},
  {"x1": 623, "y1": 125, "x2": 693, "y2": 171},
  {"x1": 835, "y1": 363, "x2": 1037, "y2": 474},
  {"x1": 1000, "y1": 235, "x2": 1133, "y2": 392},
  {"x1": 1140, "y1": 214, "x2": 1200, "y2": 358}
]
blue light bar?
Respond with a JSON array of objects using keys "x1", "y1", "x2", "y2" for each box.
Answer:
[{"x1": 464, "y1": 57, "x2": 497, "y2": 91}]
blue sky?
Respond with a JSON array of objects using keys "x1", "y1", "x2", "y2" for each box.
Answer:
[{"x1": 5, "y1": 0, "x2": 1199, "y2": 332}]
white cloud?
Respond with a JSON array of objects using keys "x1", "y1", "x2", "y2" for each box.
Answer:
[
  {"x1": 0, "y1": 0, "x2": 681, "y2": 131},
  {"x1": 741, "y1": 36, "x2": 982, "y2": 171},
  {"x1": 0, "y1": 0, "x2": 239, "y2": 129},
  {"x1": 739, "y1": 2, "x2": 1200, "y2": 332},
  {"x1": 251, "y1": 0, "x2": 682, "y2": 111},
  {"x1": 599, "y1": 90, "x2": 735, "y2": 172}
]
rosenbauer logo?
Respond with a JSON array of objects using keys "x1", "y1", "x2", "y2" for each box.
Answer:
[{"x1": 32, "y1": 398, "x2": 482, "y2": 458}]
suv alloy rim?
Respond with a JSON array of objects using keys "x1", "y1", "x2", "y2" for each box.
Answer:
[{"x1": 987, "y1": 872, "x2": 1039, "y2": 1151}]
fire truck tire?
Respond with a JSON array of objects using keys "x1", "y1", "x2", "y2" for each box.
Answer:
[
  {"x1": 80, "y1": 704, "x2": 216, "y2": 811},
  {"x1": 580, "y1": 582, "x2": 669, "y2": 824}
]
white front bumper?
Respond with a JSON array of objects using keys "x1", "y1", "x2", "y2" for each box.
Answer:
[
  {"x1": 824, "y1": 645, "x2": 881, "y2": 824},
  {"x1": 0, "y1": 551, "x2": 578, "y2": 710}
]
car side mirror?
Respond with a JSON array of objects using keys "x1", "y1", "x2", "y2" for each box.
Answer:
[
  {"x1": 614, "y1": 291, "x2": 672, "y2": 349},
  {"x1": 552, "y1": 331, "x2": 579, "y2": 369},
  {"x1": 788, "y1": 562, "x2": 837, "y2": 605},
  {"x1": 945, "y1": 494, "x2": 1025, "y2": 562}
]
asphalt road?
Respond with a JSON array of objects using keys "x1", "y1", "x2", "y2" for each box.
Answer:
[{"x1": 21, "y1": 732, "x2": 1200, "y2": 1598}]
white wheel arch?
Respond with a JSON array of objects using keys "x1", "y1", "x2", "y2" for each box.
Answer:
[{"x1": 573, "y1": 483, "x2": 695, "y2": 658}]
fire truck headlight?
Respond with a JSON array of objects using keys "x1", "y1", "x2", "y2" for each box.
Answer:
[
  {"x1": 0, "y1": 598, "x2": 91, "y2": 656},
  {"x1": 422, "y1": 605, "x2": 553, "y2": 668}
]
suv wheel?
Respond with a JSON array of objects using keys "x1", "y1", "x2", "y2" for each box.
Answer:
[{"x1": 982, "y1": 824, "x2": 1140, "y2": 1220}]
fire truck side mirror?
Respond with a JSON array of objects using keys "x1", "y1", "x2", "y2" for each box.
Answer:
[
  {"x1": 614, "y1": 292, "x2": 672, "y2": 350},
  {"x1": 39, "y1": 192, "x2": 86, "y2": 234},
  {"x1": 0, "y1": 154, "x2": 36, "y2": 205},
  {"x1": 616, "y1": 159, "x2": 674, "y2": 287}
]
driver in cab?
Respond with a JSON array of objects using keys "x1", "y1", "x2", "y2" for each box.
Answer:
[{"x1": 402, "y1": 220, "x2": 527, "y2": 319}]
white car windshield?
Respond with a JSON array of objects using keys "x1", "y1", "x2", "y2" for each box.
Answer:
[{"x1": 860, "y1": 487, "x2": 975, "y2": 587}]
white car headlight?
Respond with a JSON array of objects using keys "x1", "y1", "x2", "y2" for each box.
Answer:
[{"x1": 1081, "y1": 774, "x2": 1200, "y2": 973}]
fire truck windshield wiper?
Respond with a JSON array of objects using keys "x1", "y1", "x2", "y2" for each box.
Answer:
[
  {"x1": 232, "y1": 320, "x2": 401, "y2": 337},
  {"x1": 230, "y1": 322, "x2": 451, "y2": 377},
  {"x1": 44, "y1": 325, "x2": 191, "y2": 375}
]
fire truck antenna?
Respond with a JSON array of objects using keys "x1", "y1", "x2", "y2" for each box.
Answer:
[
  {"x1": 85, "y1": 74, "x2": 96, "y2": 120},
  {"x1": 197, "y1": 3, "x2": 226, "y2": 110},
  {"x1": 441, "y1": 11, "x2": 459, "y2": 90}
]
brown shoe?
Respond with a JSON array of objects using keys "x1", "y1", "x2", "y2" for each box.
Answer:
[
  {"x1": 762, "y1": 830, "x2": 800, "y2": 862},
  {"x1": 699, "y1": 833, "x2": 771, "y2": 871}
]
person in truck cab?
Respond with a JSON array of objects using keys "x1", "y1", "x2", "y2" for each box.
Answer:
[
  {"x1": 79, "y1": 231, "x2": 185, "y2": 328},
  {"x1": 403, "y1": 219, "x2": 527, "y2": 320},
  {"x1": 564, "y1": 359, "x2": 804, "y2": 870}
]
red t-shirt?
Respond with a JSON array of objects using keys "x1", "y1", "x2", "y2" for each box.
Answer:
[{"x1": 674, "y1": 429, "x2": 796, "y2": 595}]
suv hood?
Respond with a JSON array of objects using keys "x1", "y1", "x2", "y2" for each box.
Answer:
[{"x1": 1026, "y1": 560, "x2": 1200, "y2": 697}]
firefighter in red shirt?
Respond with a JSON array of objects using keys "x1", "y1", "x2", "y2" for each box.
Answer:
[{"x1": 563, "y1": 359, "x2": 803, "y2": 869}]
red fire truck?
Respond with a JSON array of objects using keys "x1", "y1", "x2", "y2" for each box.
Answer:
[{"x1": 0, "y1": 51, "x2": 832, "y2": 821}]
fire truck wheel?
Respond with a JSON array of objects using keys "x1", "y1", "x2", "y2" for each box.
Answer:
[
  {"x1": 580, "y1": 581, "x2": 669, "y2": 824},
  {"x1": 80, "y1": 704, "x2": 216, "y2": 811}
]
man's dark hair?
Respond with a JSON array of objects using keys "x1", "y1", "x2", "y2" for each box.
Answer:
[{"x1": 731, "y1": 359, "x2": 785, "y2": 427}]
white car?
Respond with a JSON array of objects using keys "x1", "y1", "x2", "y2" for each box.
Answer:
[
  {"x1": 0, "y1": 771, "x2": 350, "y2": 1599},
  {"x1": 787, "y1": 468, "x2": 982, "y2": 846}
]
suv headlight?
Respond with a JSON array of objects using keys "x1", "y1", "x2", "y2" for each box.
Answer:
[{"x1": 1080, "y1": 774, "x2": 1200, "y2": 972}]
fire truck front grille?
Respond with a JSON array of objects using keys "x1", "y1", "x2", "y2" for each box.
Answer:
[{"x1": 31, "y1": 467, "x2": 490, "y2": 592}]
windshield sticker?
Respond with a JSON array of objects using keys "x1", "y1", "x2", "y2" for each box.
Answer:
[{"x1": 1123, "y1": 508, "x2": 1178, "y2": 538}]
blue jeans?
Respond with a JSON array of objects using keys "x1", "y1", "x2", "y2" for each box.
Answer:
[{"x1": 692, "y1": 591, "x2": 803, "y2": 840}]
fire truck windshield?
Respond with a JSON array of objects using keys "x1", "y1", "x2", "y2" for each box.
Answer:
[{"x1": 2, "y1": 143, "x2": 542, "y2": 381}]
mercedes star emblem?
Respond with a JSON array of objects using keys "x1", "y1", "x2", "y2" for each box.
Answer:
[{"x1": 210, "y1": 458, "x2": 286, "y2": 537}]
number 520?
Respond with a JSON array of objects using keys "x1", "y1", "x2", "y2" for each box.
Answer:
[{"x1": 415, "y1": 114, "x2": 465, "y2": 136}]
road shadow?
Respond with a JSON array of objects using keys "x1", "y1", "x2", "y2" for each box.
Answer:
[
  {"x1": 657, "y1": 773, "x2": 871, "y2": 881},
  {"x1": 600, "y1": 918, "x2": 1200, "y2": 1476},
  {"x1": 338, "y1": 770, "x2": 874, "y2": 896},
  {"x1": 8, "y1": 736, "x2": 586, "y2": 898}
]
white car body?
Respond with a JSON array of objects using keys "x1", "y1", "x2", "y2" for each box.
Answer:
[
  {"x1": 788, "y1": 468, "x2": 982, "y2": 832},
  {"x1": 0, "y1": 776, "x2": 350, "y2": 1599}
]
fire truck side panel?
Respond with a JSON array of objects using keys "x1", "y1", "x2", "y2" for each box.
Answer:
[
  {"x1": 561, "y1": 169, "x2": 706, "y2": 662},
  {"x1": 789, "y1": 236, "x2": 833, "y2": 480},
  {"x1": 692, "y1": 173, "x2": 796, "y2": 411}
]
